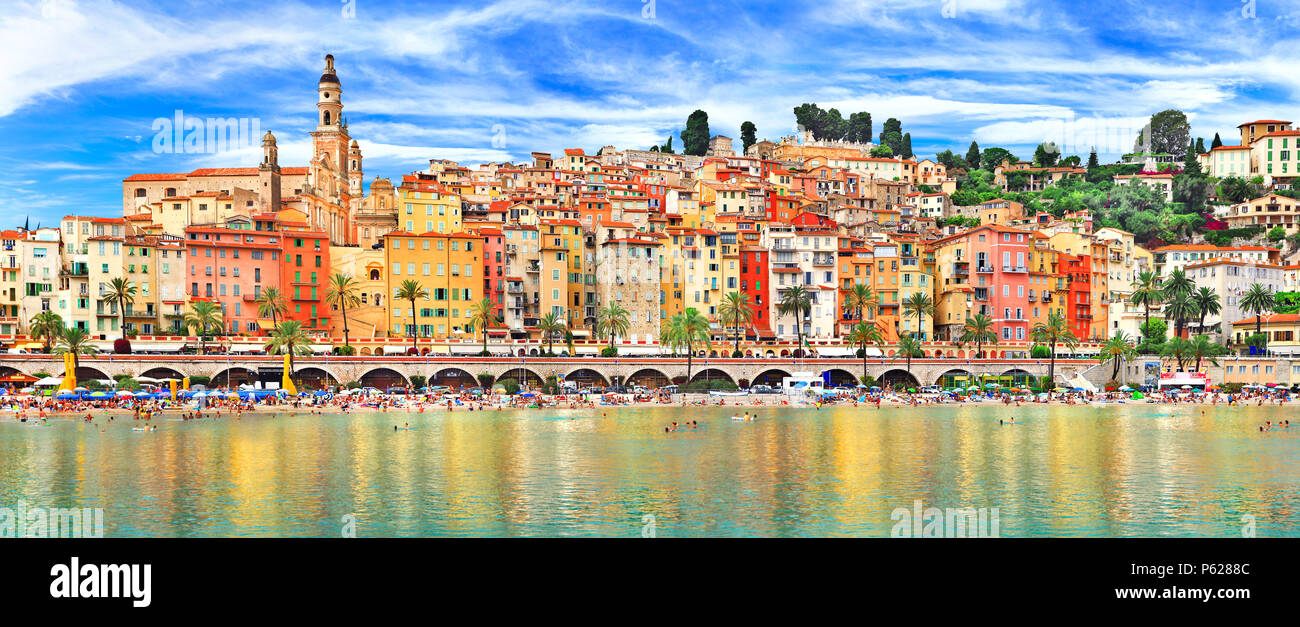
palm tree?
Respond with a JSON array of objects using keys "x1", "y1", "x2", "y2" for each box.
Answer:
[
  {"x1": 1163, "y1": 292, "x2": 1199, "y2": 339},
  {"x1": 182, "y1": 301, "x2": 224, "y2": 355},
  {"x1": 959, "y1": 313, "x2": 997, "y2": 359},
  {"x1": 264, "y1": 320, "x2": 312, "y2": 382},
  {"x1": 1102, "y1": 331, "x2": 1137, "y2": 382},
  {"x1": 467, "y1": 298, "x2": 499, "y2": 354},
  {"x1": 29, "y1": 311, "x2": 64, "y2": 353},
  {"x1": 537, "y1": 310, "x2": 566, "y2": 355},
  {"x1": 325, "y1": 272, "x2": 361, "y2": 350},
  {"x1": 717, "y1": 291, "x2": 754, "y2": 357},
  {"x1": 596, "y1": 302, "x2": 631, "y2": 351},
  {"x1": 257, "y1": 287, "x2": 289, "y2": 330},
  {"x1": 102, "y1": 276, "x2": 137, "y2": 341},
  {"x1": 1130, "y1": 270, "x2": 1162, "y2": 335},
  {"x1": 1161, "y1": 268, "x2": 1194, "y2": 302},
  {"x1": 902, "y1": 291, "x2": 934, "y2": 340},
  {"x1": 1190, "y1": 334, "x2": 1225, "y2": 371},
  {"x1": 1030, "y1": 310, "x2": 1078, "y2": 386},
  {"x1": 847, "y1": 320, "x2": 884, "y2": 383},
  {"x1": 1192, "y1": 286, "x2": 1221, "y2": 336},
  {"x1": 1162, "y1": 336, "x2": 1192, "y2": 371},
  {"x1": 663, "y1": 307, "x2": 711, "y2": 382},
  {"x1": 777, "y1": 285, "x2": 812, "y2": 356},
  {"x1": 844, "y1": 283, "x2": 877, "y2": 322},
  {"x1": 895, "y1": 335, "x2": 924, "y2": 390},
  {"x1": 54, "y1": 327, "x2": 97, "y2": 373},
  {"x1": 395, "y1": 280, "x2": 430, "y2": 354},
  {"x1": 1240, "y1": 283, "x2": 1276, "y2": 340}
]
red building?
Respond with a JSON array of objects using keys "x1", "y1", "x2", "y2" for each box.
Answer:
[
  {"x1": 277, "y1": 225, "x2": 331, "y2": 333},
  {"x1": 739, "y1": 245, "x2": 772, "y2": 338},
  {"x1": 1059, "y1": 252, "x2": 1093, "y2": 339},
  {"x1": 475, "y1": 225, "x2": 505, "y2": 317},
  {"x1": 185, "y1": 221, "x2": 282, "y2": 335}
]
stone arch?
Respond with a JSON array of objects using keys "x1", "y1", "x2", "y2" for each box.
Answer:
[
  {"x1": 430, "y1": 367, "x2": 477, "y2": 389},
  {"x1": 935, "y1": 369, "x2": 974, "y2": 387},
  {"x1": 1000, "y1": 368, "x2": 1036, "y2": 387},
  {"x1": 0, "y1": 365, "x2": 24, "y2": 378},
  {"x1": 140, "y1": 367, "x2": 186, "y2": 380},
  {"x1": 360, "y1": 368, "x2": 407, "y2": 390},
  {"x1": 359, "y1": 347, "x2": 373, "y2": 356},
  {"x1": 877, "y1": 369, "x2": 920, "y2": 389},
  {"x1": 564, "y1": 368, "x2": 609, "y2": 388},
  {"x1": 779, "y1": 349, "x2": 791, "y2": 357},
  {"x1": 765, "y1": 350, "x2": 776, "y2": 358},
  {"x1": 67, "y1": 365, "x2": 111, "y2": 381},
  {"x1": 211, "y1": 367, "x2": 256, "y2": 388},
  {"x1": 688, "y1": 368, "x2": 734, "y2": 385},
  {"x1": 627, "y1": 368, "x2": 670, "y2": 388},
  {"x1": 295, "y1": 367, "x2": 338, "y2": 390},
  {"x1": 824, "y1": 368, "x2": 859, "y2": 387},
  {"x1": 752, "y1": 369, "x2": 791, "y2": 386},
  {"x1": 497, "y1": 367, "x2": 543, "y2": 389}
]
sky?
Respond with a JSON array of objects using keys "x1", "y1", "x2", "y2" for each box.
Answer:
[{"x1": 3, "y1": 0, "x2": 1299, "y2": 225}]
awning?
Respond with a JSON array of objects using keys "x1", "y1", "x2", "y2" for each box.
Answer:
[
  {"x1": 145, "y1": 342, "x2": 186, "y2": 352},
  {"x1": 616, "y1": 345, "x2": 662, "y2": 356},
  {"x1": 383, "y1": 345, "x2": 410, "y2": 355},
  {"x1": 863, "y1": 347, "x2": 884, "y2": 357},
  {"x1": 450, "y1": 344, "x2": 485, "y2": 354},
  {"x1": 814, "y1": 346, "x2": 854, "y2": 357},
  {"x1": 308, "y1": 343, "x2": 334, "y2": 354}
]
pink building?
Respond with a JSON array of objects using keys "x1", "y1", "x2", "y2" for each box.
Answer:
[{"x1": 185, "y1": 220, "x2": 283, "y2": 334}]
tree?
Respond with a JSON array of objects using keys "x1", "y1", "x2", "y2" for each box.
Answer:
[
  {"x1": 662, "y1": 308, "x2": 710, "y2": 382},
  {"x1": 681, "y1": 110, "x2": 711, "y2": 156},
  {"x1": 717, "y1": 291, "x2": 754, "y2": 356},
  {"x1": 901, "y1": 132, "x2": 913, "y2": 159},
  {"x1": 869, "y1": 145, "x2": 894, "y2": 158},
  {"x1": 935, "y1": 149, "x2": 966, "y2": 171},
  {"x1": 1030, "y1": 311, "x2": 1078, "y2": 386},
  {"x1": 981, "y1": 147, "x2": 1017, "y2": 169},
  {"x1": 1163, "y1": 292, "x2": 1199, "y2": 339},
  {"x1": 467, "y1": 298, "x2": 499, "y2": 354},
  {"x1": 660, "y1": 135, "x2": 674, "y2": 154},
  {"x1": 1211, "y1": 133, "x2": 1223, "y2": 149},
  {"x1": 1033, "y1": 142, "x2": 1060, "y2": 167},
  {"x1": 1240, "y1": 283, "x2": 1277, "y2": 338},
  {"x1": 880, "y1": 118, "x2": 903, "y2": 155},
  {"x1": 777, "y1": 285, "x2": 813, "y2": 356},
  {"x1": 395, "y1": 280, "x2": 430, "y2": 354},
  {"x1": 54, "y1": 327, "x2": 97, "y2": 373},
  {"x1": 1195, "y1": 137, "x2": 1206, "y2": 154},
  {"x1": 959, "y1": 314, "x2": 997, "y2": 359},
  {"x1": 846, "y1": 112, "x2": 873, "y2": 144},
  {"x1": 29, "y1": 311, "x2": 64, "y2": 353},
  {"x1": 265, "y1": 320, "x2": 312, "y2": 382},
  {"x1": 182, "y1": 300, "x2": 224, "y2": 355},
  {"x1": 821, "y1": 108, "x2": 846, "y2": 141},
  {"x1": 895, "y1": 336, "x2": 924, "y2": 389},
  {"x1": 793, "y1": 103, "x2": 826, "y2": 138},
  {"x1": 102, "y1": 276, "x2": 137, "y2": 341},
  {"x1": 1137, "y1": 109, "x2": 1190, "y2": 156},
  {"x1": 1103, "y1": 331, "x2": 1136, "y2": 382},
  {"x1": 1086, "y1": 147, "x2": 1100, "y2": 172},
  {"x1": 1192, "y1": 286, "x2": 1221, "y2": 335},
  {"x1": 596, "y1": 302, "x2": 631, "y2": 350},
  {"x1": 537, "y1": 311, "x2": 566, "y2": 355},
  {"x1": 902, "y1": 291, "x2": 933, "y2": 340},
  {"x1": 1190, "y1": 334, "x2": 1225, "y2": 371},
  {"x1": 740, "y1": 121, "x2": 757, "y2": 153},
  {"x1": 843, "y1": 283, "x2": 877, "y2": 322},
  {"x1": 848, "y1": 320, "x2": 884, "y2": 383},
  {"x1": 965, "y1": 141, "x2": 981, "y2": 170},
  {"x1": 325, "y1": 272, "x2": 361, "y2": 350},
  {"x1": 1130, "y1": 270, "x2": 1162, "y2": 333},
  {"x1": 1163, "y1": 336, "x2": 1192, "y2": 371},
  {"x1": 257, "y1": 287, "x2": 288, "y2": 329}
]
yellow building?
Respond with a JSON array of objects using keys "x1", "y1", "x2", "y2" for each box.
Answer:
[
  {"x1": 329, "y1": 245, "x2": 389, "y2": 338},
  {"x1": 384, "y1": 231, "x2": 480, "y2": 339},
  {"x1": 396, "y1": 175, "x2": 463, "y2": 235}
]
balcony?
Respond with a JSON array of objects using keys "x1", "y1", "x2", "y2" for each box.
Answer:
[
  {"x1": 812, "y1": 255, "x2": 834, "y2": 266},
  {"x1": 1042, "y1": 293, "x2": 1052, "y2": 303},
  {"x1": 977, "y1": 266, "x2": 994, "y2": 273},
  {"x1": 506, "y1": 284, "x2": 524, "y2": 294},
  {"x1": 525, "y1": 262, "x2": 540, "y2": 273},
  {"x1": 1002, "y1": 266, "x2": 1027, "y2": 273}
]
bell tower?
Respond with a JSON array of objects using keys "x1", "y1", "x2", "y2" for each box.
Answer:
[
  {"x1": 258, "y1": 130, "x2": 281, "y2": 212},
  {"x1": 317, "y1": 54, "x2": 343, "y2": 131}
]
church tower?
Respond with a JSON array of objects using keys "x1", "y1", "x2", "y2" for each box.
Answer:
[
  {"x1": 258, "y1": 130, "x2": 281, "y2": 212},
  {"x1": 348, "y1": 139, "x2": 364, "y2": 198},
  {"x1": 312, "y1": 54, "x2": 352, "y2": 191}
]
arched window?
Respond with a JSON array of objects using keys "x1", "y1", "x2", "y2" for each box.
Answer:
[
  {"x1": 323, "y1": 111, "x2": 331, "y2": 125},
  {"x1": 134, "y1": 188, "x2": 146, "y2": 198},
  {"x1": 369, "y1": 269, "x2": 380, "y2": 281}
]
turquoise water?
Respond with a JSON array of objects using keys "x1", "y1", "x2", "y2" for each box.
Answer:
[{"x1": 1, "y1": 404, "x2": 1296, "y2": 537}]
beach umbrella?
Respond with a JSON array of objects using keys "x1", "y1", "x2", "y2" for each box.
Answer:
[
  {"x1": 1180, "y1": 385, "x2": 1192, "y2": 390},
  {"x1": 55, "y1": 392, "x2": 79, "y2": 400},
  {"x1": 152, "y1": 391, "x2": 170, "y2": 399},
  {"x1": 1119, "y1": 385, "x2": 1133, "y2": 392},
  {"x1": 116, "y1": 390, "x2": 134, "y2": 397},
  {"x1": 192, "y1": 391, "x2": 208, "y2": 399},
  {"x1": 87, "y1": 391, "x2": 112, "y2": 399},
  {"x1": 870, "y1": 386, "x2": 882, "y2": 390},
  {"x1": 133, "y1": 391, "x2": 151, "y2": 397},
  {"x1": 225, "y1": 391, "x2": 240, "y2": 399},
  {"x1": 74, "y1": 386, "x2": 88, "y2": 392}
]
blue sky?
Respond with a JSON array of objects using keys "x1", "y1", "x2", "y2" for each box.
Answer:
[{"x1": 4, "y1": 0, "x2": 1299, "y2": 224}]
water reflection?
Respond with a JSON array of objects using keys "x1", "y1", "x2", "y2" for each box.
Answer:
[{"x1": 1, "y1": 404, "x2": 1296, "y2": 537}]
